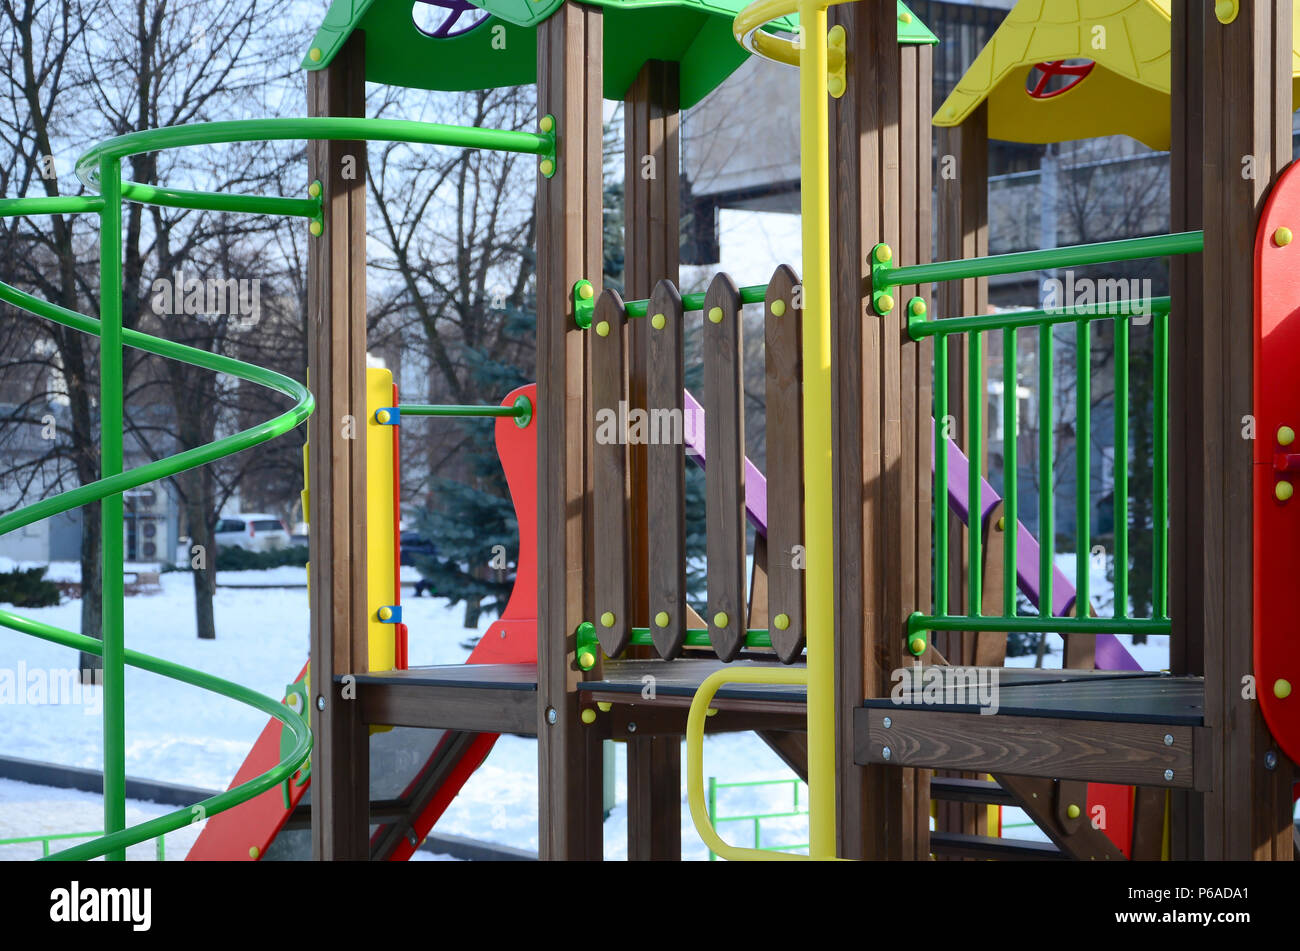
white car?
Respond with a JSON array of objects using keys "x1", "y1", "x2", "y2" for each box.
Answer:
[{"x1": 214, "y1": 514, "x2": 290, "y2": 552}]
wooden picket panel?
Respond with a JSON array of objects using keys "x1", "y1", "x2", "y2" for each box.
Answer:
[
  {"x1": 591, "y1": 289, "x2": 631, "y2": 658},
  {"x1": 702, "y1": 273, "x2": 747, "y2": 662},
  {"x1": 764, "y1": 265, "x2": 805, "y2": 663},
  {"x1": 645, "y1": 279, "x2": 687, "y2": 659}
]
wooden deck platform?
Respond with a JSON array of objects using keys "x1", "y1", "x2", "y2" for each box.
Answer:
[{"x1": 856, "y1": 668, "x2": 1209, "y2": 790}]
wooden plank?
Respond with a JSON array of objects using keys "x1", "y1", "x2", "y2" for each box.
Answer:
[
  {"x1": 764, "y1": 264, "x2": 805, "y2": 663},
  {"x1": 591, "y1": 289, "x2": 631, "y2": 657},
  {"x1": 747, "y1": 534, "x2": 770, "y2": 631},
  {"x1": 535, "y1": 2, "x2": 604, "y2": 861},
  {"x1": 702, "y1": 272, "x2": 747, "y2": 662},
  {"x1": 974, "y1": 501, "x2": 1008, "y2": 667},
  {"x1": 360, "y1": 682, "x2": 536, "y2": 734},
  {"x1": 627, "y1": 736, "x2": 681, "y2": 860},
  {"x1": 306, "y1": 31, "x2": 370, "y2": 861},
  {"x1": 858, "y1": 708, "x2": 1204, "y2": 789},
  {"x1": 994, "y1": 774, "x2": 1128, "y2": 861},
  {"x1": 646, "y1": 280, "x2": 687, "y2": 658},
  {"x1": 1131, "y1": 786, "x2": 1167, "y2": 860},
  {"x1": 757, "y1": 729, "x2": 809, "y2": 782}
]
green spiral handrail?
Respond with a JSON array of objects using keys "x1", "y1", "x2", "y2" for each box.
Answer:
[{"x1": 0, "y1": 115, "x2": 555, "y2": 860}]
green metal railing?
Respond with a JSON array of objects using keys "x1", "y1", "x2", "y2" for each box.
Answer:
[
  {"x1": 571, "y1": 279, "x2": 771, "y2": 328},
  {"x1": 0, "y1": 830, "x2": 166, "y2": 860},
  {"x1": 706, "y1": 776, "x2": 809, "y2": 860},
  {"x1": 574, "y1": 621, "x2": 774, "y2": 669},
  {"x1": 874, "y1": 231, "x2": 1201, "y2": 647},
  {"x1": 0, "y1": 114, "x2": 555, "y2": 860}
]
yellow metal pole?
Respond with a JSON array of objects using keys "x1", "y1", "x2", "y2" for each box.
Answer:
[{"x1": 795, "y1": 0, "x2": 836, "y2": 861}]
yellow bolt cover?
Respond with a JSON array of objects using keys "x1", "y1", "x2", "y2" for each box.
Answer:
[
  {"x1": 378, "y1": 606, "x2": 392, "y2": 621},
  {"x1": 908, "y1": 634, "x2": 926, "y2": 655},
  {"x1": 600, "y1": 611, "x2": 615, "y2": 627},
  {"x1": 376, "y1": 409, "x2": 390, "y2": 424},
  {"x1": 1277, "y1": 481, "x2": 1293, "y2": 502},
  {"x1": 597, "y1": 701, "x2": 612, "y2": 712},
  {"x1": 707, "y1": 306, "x2": 724, "y2": 324},
  {"x1": 578, "y1": 282, "x2": 594, "y2": 300},
  {"x1": 774, "y1": 613, "x2": 790, "y2": 631},
  {"x1": 771, "y1": 299, "x2": 786, "y2": 317},
  {"x1": 309, "y1": 220, "x2": 323, "y2": 236},
  {"x1": 875, "y1": 244, "x2": 892, "y2": 263},
  {"x1": 1275, "y1": 679, "x2": 1292, "y2": 699},
  {"x1": 1275, "y1": 227, "x2": 1293, "y2": 247},
  {"x1": 996, "y1": 516, "x2": 1006, "y2": 531},
  {"x1": 909, "y1": 298, "x2": 926, "y2": 316},
  {"x1": 1066, "y1": 803, "x2": 1081, "y2": 820},
  {"x1": 539, "y1": 115, "x2": 554, "y2": 133},
  {"x1": 899, "y1": 11, "x2": 912, "y2": 23},
  {"x1": 651, "y1": 313, "x2": 666, "y2": 330},
  {"x1": 713, "y1": 611, "x2": 729, "y2": 629},
  {"x1": 1279, "y1": 426, "x2": 1295, "y2": 446},
  {"x1": 827, "y1": 76, "x2": 846, "y2": 98},
  {"x1": 308, "y1": 48, "x2": 322, "y2": 62},
  {"x1": 539, "y1": 158, "x2": 554, "y2": 176},
  {"x1": 581, "y1": 708, "x2": 597, "y2": 725},
  {"x1": 1215, "y1": 0, "x2": 1238, "y2": 24},
  {"x1": 595, "y1": 321, "x2": 610, "y2": 337},
  {"x1": 249, "y1": 845, "x2": 260, "y2": 859},
  {"x1": 655, "y1": 611, "x2": 670, "y2": 628},
  {"x1": 877, "y1": 293, "x2": 895, "y2": 313},
  {"x1": 578, "y1": 650, "x2": 595, "y2": 669},
  {"x1": 706, "y1": 708, "x2": 718, "y2": 717},
  {"x1": 308, "y1": 181, "x2": 321, "y2": 198}
]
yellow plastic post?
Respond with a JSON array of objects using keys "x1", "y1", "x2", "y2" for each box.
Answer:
[{"x1": 366, "y1": 367, "x2": 397, "y2": 672}]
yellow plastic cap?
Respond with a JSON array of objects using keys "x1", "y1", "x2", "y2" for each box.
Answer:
[
  {"x1": 1215, "y1": 0, "x2": 1238, "y2": 24},
  {"x1": 909, "y1": 298, "x2": 926, "y2": 316},
  {"x1": 1275, "y1": 227, "x2": 1293, "y2": 247},
  {"x1": 308, "y1": 48, "x2": 322, "y2": 62},
  {"x1": 770, "y1": 299, "x2": 786, "y2": 317},
  {"x1": 539, "y1": 115, "x2": 554, "y2": 133},
  {"x1": 539, "y1": 158, "x2": 554, "y2": 177},
  {"x1": 1275, "y1": 679, "x2": 1292, "y2": 699},
  {"x1": 908, "y1": 634, "x2": 926, "y2": 655},
  {"x1": 707, "y1": 306, "x2": 724, "y2": 324},
  {"x1": 578, "y1": 650, "x2": 596, "y2": 670},
  {"x1": 581, "y1": 708, "x2": 597, "y2": 724},
  {"x1": 308, "y1": 181, "x2": 321, "y2": 198},
  {"x1": 713, "y1": 611, "x2": 729, "y2": 629},
  {"x1": 774, "y1": 613, "x2": 790, "y2": 631},
  {"x1": 654, "y1": 611, "x2": 670, "y2": 628},
  {"x1": 877, "y1": 293, "x2": 895, "y2": 313},
  {"x1": 378, "y1": 606, "x2": 392, "y2": 621},
  {"x1": 249, "y1": 845, "x2": 261, "y2": 859},
  {"x1": 597, "y1": 701, "x2": 612, "y2": 712},
  {"x1": 874, "y1": 244, "x2": 892, "y2": 263},
  {"x1": 1279, "y1": 426, "x2": 1295, "y2": 446},
  {"x1": 309, "y1": 221, "x2": 323, "y2": 237},
  {"x1": 595, "y1": 321, "x2": 610, "y2": 338},
  {"x1": 600, "y1": 611, "x2": 615, "y2": 627},
  {"x1": 376, "y1": 409, "x2": 390, "y2": 424},
  {"x1": 1066, "y1": 803, "x2": 1081, "y2": 820},
  {"x1": 1276, "y1": 481, "x2": 1293, "y2": 502},
  {"x1": 578, "y1": 282, "x2": 594, "y2": 300},
  {"x1": 651, "y1": 313, "x2": 666, "y2": 330}
]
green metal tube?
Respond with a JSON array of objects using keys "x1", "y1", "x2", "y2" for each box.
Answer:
[
  {"x1": 879, "y1": 232, "x2": 1204, "y2": 290},
  {"x1": 1114, "y1": 315, "x2": 1129, "y2": 618},
  {"x1": 1076, "y1": 319, "x2": 1090, "y2": 617},
  {"x1": 1154, "y1": 310, "x2": 1169, "y2": 617},
  {"x1": 907, "y1": 297, "x2": 1172, "y2": 341},
  {"x1": 75, "y1": 117, "x2": 554, "y2": 189},
  {"x1": 399, "y1": 403, "x2": 523, "y2": 419},
  {"x1": 908, "y1": 611, "x2": 1171, "y2": 637},
  {"x1": 968, "y1": 332, "x2": 982, "y2": 616},
  {"x1": 0, "y1": 195, "x2": 104, "y2": 217},
  {"x1": 1003, "y1": 328, "x2": 1017, "y2": 617},
  {"x1": 121, "y1": 181, "x2": 320, "y2": 218},
  {"x1": 98, "y1": 157, "x2": 126, "y2": 861},
  {"x1": 1039, "y1": 324, "x2": 1054, "y2": 619},
  {"x1": 576, "y1": 282, "x2": 770, "y2": 328},
  {"x1": 935, "y1": 338, "x2": 950, "y2": 617},
  {"x1": 628, "y1": 627, "x2": 773, "y2": 649}
]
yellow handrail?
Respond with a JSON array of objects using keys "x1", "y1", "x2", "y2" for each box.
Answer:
[{"x1": 687, "y1": 0, "x2": 848, "y2": 861}]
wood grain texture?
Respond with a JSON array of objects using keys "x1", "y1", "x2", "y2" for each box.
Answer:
[
  {"x1": 995, "y1": 774, "x2": 1128, "y2": 861},
  {"x1": 764, "y1": 264, "x2": 805, "y2": 663},
  {"x1": 858, "y1": 708, "x2": 1204, "y2": 789},
  {"x1": 627, "y1": 736, "x2": 681, "y2": 860},
  {"x1": 535, "y1": 4, "x2": 604, "y2": 860},
  {"x1": 306, "y1": 31, "x2": 370, "y2": 861},
  {"x1": 702, "y1": 272, "x2": 746, "y2": 662},
  {"x1": 645, "y1": 280, "x2": 687, "y2": 658},
  {"x1": 359, "y1": 683, "x2": 536, "y2": 735},
  {"x1": 591, "y1": 289, "x2": 631, "y2": 657}
]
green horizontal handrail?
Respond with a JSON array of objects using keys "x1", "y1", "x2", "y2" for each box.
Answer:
[
  {"x1": 630, "y1": 627, "x2": 774, "y2": 649},
  {"x1": 875, "y1": 230, "x2": 1204, "y2": 292},
  {"x1": 0, "y1": 830, "x2": 166, "y2": 860},
  {"x1": 0, "y1": 113, "x2": 553, "y2": 860},
  {"x1": 906, "y1": 297, "x2": 1172, "y2": 341},
  {"x1": 573, "y1": 280, "x2": 770, "y2": 329},
  {"x1": 908, "y1": 612, "x2": 1172, "y2": 637}
]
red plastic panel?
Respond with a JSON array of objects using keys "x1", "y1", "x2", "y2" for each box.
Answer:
[{"x1": 1254, "y1": 161, "x2": 1300, "y2": 765}]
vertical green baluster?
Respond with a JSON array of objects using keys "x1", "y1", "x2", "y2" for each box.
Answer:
[
  {"x1": 1076, "y1": 318, "x2": 1090, "y2": 617},
  {"x1": 1154, "y1": 309, "x2": 1169, "y2": 617},
  {"x1": 1114, "y1": 312, "x2": 1129, "y2": 618},
  {"x1": 935, "y1": 333, "x2": 949, "y2": 616},
  {"x1": 708, "y1": 776, "x2": 717, "y2": 861},
  {"x1": 1003, "y1": 328, "x2": 1017, "y2": 617},
  {"x1": 99, "y1": 156, "x2": 126, "y2": 861},
  {"x1": 1039, "y1": 324, "x2": 1054, "y2": 618},
  {"x1": 969, "y1": 331, "x2": 982, "y2": 616}
]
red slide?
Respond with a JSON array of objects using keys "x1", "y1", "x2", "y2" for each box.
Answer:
[{"x1": 187, "y1": 385, "x2": 538, "y2": 861}]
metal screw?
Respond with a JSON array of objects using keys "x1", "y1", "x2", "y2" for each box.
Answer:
[
  {"x1": 316, "y1": 695, "x2": 325, "y2": 711},
  {"x1": 882, "y1": 746, "x2": 892, "y2": 761},
  {"x1": 1264, "y1": 751, "x2": 1278, "y2": 770},
  {"x1": 1163, "y1": 769, "x2": 1174, "y2": 782},
  {"x1": 627, "y1": 722, "x2": 637, "y2": 733},
  {"x1": 1164, "y1": 734, "x2": 1174, "y2": 746},
  {"x1": 882, "y1": 716, "x2": 892, "y2": 729},
  {"x1": 546, "y1": 706, "x2": 557, "y2": 725},
  {"x1": 407, "y1": 831, "x2": 418, "y2": 846}
]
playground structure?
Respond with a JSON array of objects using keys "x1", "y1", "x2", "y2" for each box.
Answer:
[{"x1": 0, "y1": 0, "x2": 1298, "y2": 861}]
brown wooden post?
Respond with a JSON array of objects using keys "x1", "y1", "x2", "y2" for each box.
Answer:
[
  {"x1": 1169, "y1": 0, "x2": 1296, "y2": 860},
  {"x1": 828, "y1": 4, "x2": 932, "y2": 859},
  {"x1": 623, "y1": 60, "x2": 683, "y2": 861},
  {"x1": 536, "y1": 2, "x2": 605, "y2": 860},
  {"x1": 306, "y1": 31, "x2": 371, "y2": 861}
]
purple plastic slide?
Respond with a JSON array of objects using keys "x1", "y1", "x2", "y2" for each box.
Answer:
[{"x1": 679, "y1": 386, "x2": 1140, "y2": 671}]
